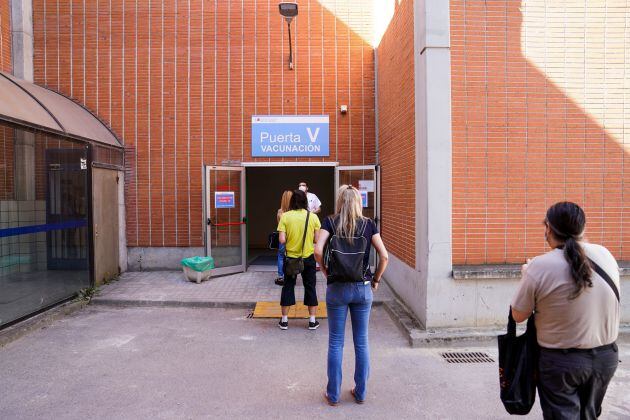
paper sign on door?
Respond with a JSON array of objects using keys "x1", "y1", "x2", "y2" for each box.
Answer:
[{"x1": 215, "y1": 192, "x2": 235, "y2": 209}]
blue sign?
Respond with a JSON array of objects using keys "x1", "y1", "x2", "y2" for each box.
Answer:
[
  {"x1": 360, "y1": 191, "x2": 368, "y2": 208},
  {"x1": 251, "y1": 115, "x2": 329, "y2": 157},
  {"x1": 215, "y1": 192, "x2": 235, "y2": 209}
]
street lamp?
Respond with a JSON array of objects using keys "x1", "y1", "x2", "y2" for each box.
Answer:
[{"x1": 279, "y1": 2, "x2": 298, "y2": 70}]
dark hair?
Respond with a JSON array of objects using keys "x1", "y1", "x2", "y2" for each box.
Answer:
[
  {"x1": 289, "y1": 190, "x2": 308, "y2": 211},
  {"x1": 545, "y1": 202, "x2": 591, "y2": 298}
]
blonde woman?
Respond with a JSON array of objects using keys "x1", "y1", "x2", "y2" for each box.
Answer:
[
  {"x1": 314, "y1": 185, "x2": 389, "y2": 406},
  {"x1": 275, "y1": 190, "x2": 293, "y2": 285}
]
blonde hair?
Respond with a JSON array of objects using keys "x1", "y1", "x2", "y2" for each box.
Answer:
[
  {"x1": 334, "y1": 185, "x2": 365, "y2": 243},
  {"x1": 280, "y1": 190, "x2": 293, "y2": 213}
]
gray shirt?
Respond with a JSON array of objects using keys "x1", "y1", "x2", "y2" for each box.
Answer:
[{"x1": 511, "y1": 242, "x2": 620, "y2": 349}]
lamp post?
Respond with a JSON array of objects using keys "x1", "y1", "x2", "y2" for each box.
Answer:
[{"x1": 278, "y1": 2, "x2": 298, "y2": 70}]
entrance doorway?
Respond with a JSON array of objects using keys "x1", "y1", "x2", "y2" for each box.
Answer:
[
  {"x1": 203, "y1": 164, "x2": 379, "y2": 276},
  {"x1": 245, "y1": 166, "x2": 334, "y2": 271}
]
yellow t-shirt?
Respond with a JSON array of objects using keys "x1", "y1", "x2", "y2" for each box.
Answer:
[{"x1": 277, "y1": 209, "x2": 321, "y2": 258}]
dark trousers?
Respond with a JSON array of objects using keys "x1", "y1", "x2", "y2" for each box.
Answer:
[
  {"x1": 280, "y1": 255, "x2": 318, "y2": 307},
  {"x1": 538, "y1": 344, "x2": 618, "y2": 420}
]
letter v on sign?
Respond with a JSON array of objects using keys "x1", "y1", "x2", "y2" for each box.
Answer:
[{"x1": 306, "y1": 127, "x2": 320, "y2": 143}]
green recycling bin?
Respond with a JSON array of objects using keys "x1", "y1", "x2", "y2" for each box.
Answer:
[{"x1": 181, "y1": 256, "x2": 214, "y2": 283}]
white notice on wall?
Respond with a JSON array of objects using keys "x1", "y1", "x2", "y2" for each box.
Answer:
[{"x1": 358, "y1": 180, "x2": 374, "y2": 192}]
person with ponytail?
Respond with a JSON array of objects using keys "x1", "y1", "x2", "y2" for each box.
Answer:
[
  {"x1": 314, "y1": 185, "x2": 389, "y2": 406},
  {"x1": 511, "y1": 202, "x2": 620, "y2": 419}
]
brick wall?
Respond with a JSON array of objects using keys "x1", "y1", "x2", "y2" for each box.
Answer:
[
  {"x1": 0, "y1": 0, "x2": 11, "y2": 72},
  {"x1": 451, "y1": 0, "x2": 630, "y2": 264},
  {"x1": 376, "y1": 0, "x2": 416, "y2": 268},
  {"x1": 32, "y1": 0, "x2": 375, "y2": 247}
]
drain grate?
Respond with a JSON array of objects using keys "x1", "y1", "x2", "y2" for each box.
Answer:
[{"x1": 441, "y1": 351, "x2": 495, "y2": 364}]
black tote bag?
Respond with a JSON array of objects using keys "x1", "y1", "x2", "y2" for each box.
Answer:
[
  {"x1": 268, "y1": 231, "x2": 279, "y2": 250},
  {"x1": 283, "y1": 211, "x2": 310, "y2": 276},
  {"x1": 497, "y1": 309, "x2": 539, "y2": 415}
]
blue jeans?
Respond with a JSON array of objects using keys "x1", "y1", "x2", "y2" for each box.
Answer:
[
  {"x1": 326, "y1": 282, "x2": 373, "y2": 403},
  {"x1": 277, "y1": 243, "x2": 286, "y2": 277}
]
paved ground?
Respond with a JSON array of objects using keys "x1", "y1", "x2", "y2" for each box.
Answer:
[
  {"x1": 1, "y1": 306, "x2": 629, "y2": 419},
  {"x1": 92, "y1": 270, "x2": 394, "y2": 306}
]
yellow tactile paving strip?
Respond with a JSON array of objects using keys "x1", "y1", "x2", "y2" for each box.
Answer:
[{"x1": 253, "y1": 302, "x2": 327, "y2": 318}]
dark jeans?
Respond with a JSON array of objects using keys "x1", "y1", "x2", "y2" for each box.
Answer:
[
  {"x1": 280, "y1": 255, "x2": 318, "y2": 307},
  {"x1": 538, "y1": 344, "x2": 618, "y2": 420}
]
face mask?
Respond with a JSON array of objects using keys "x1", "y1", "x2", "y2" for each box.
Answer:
[{"x1": 299, "y1": 186, "x2": 307, "y2": 192}]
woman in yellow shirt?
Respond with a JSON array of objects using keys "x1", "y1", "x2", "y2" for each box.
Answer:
[{"x1": 277, "y1": 189, "x2": 321, "y2": 330}]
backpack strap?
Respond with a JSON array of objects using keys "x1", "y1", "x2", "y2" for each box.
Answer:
[
  {"x1": 298, "y1": 211, "x2": 310, "y2": 257},
  {"x1": 329, "y1": 216, "x2": 368, "y2": 238},
  {"x1": 327, "y1": 216, "x2": 337, "y2": 233},
  {"x1": 588, "y1": 258, "x2": 620, "y2": 302},
  {"x1": 359, "y1": 218, "x2": 369, "y2": 236}
]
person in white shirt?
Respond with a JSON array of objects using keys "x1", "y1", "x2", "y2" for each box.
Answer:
[{"x1": 298, "y1": 181, "x2": 321, "y2": 214}]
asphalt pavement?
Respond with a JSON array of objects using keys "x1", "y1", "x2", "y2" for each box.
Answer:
[{"x1": 1, "y1": 306, "x2": 629, "y2": 419}]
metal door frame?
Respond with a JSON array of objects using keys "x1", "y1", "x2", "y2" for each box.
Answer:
[
  {"x1": 204, "y1": 165, "x2": 246, "y2": 276},
  {"x1": 45, "y1": 148, "x2": 90, "y2": 271},
  {"x1": 334, "y1": 165, "x2": 380, "y2": 270},
  {"x1": 334, "y1": 165, "x2": 380, "y2": 227}
]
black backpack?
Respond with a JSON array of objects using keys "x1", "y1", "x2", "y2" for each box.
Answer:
[{"x1": 324, "y1": 217, "x2": 369, "y2": 282}]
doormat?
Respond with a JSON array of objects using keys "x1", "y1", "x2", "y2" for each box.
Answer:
[
  {"x1": 249, "y1": 255, "x2": 278, "y2": 266},
  {"x1": 253, "y1": 301, "x2": 327, "y2": 318}
]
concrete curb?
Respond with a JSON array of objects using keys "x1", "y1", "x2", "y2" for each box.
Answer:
[
  {"x1": 90, "y1": 298, "x2": 386, "y2": 310},
  {"x1": 383, "y1": 296, "x2": 630, "y2": 348},
  {"x1": 0, "y1": 299, "x2": 88, "y2": 348},
  {"x1": 383, "y1": 298, "x2": 506, "y2": 347},
  {"x1": 409, "y1": 325, "x2": 630, "y2": 348},
  {"x1": 387, "y1": 310, "x2": 630, "y2": 348},
  {"x1": 383, "y1": 299, "x2": 424, "y2": 346},
  {"x1": 91, "y1": 299, "x2": 257, "y2": 309}
]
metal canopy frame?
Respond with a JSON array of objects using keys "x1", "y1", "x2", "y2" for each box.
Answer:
[{"x1": 0, "y1": 71, "x2": 122, "y2": 149}]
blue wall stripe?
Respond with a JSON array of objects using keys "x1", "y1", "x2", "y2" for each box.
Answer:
[{"x1": 0, "y1": 220, "x2": 88, "y2": 238}]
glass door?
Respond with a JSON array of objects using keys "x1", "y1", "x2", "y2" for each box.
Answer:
[
  {"x1": 334, "y1": 165, "x2": 379, "y2": 227},
  {"x1": 46, "y1": 149, "x2": 89, "y2": 270},
  {"x1": 204, "y1": 166, "x2": 246, "y2": 276},
  {"x1": 335, "y1": 165, "x2": 380, "y2": 269}
]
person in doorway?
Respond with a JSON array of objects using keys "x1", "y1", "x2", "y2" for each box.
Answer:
[
  {"x1": 511, "y1": 202, "x2": 620, "y2": 419},
  {"x1": 277, "y1": 189, "x2": 321, "y2": 330},
  {"x1": 275, "y1": 190, "x2": 293, "y2": 286},
  {"x1": 298, "y1": 181, "x2": 321, "y2": 214},
  {"x1": 314, "y1": 185, "x2": 389, "y2": 406}
]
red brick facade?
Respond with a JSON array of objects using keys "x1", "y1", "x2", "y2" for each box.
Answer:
[
  {"x1": 0, "y1": 0, "x2": 11, "y2": 72},
  {"x1": 376, "y1": 0, "x2": 416, "y2": 268},
  {"x1": 32, "y1": 0, "x2": 375, "y2": 247},
  {"x1": 28, "y1": 1, "x2": 629, "y2": 265},
  {"x1": 451, "y1": 0, "x2": 630, "y2": 264}
]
